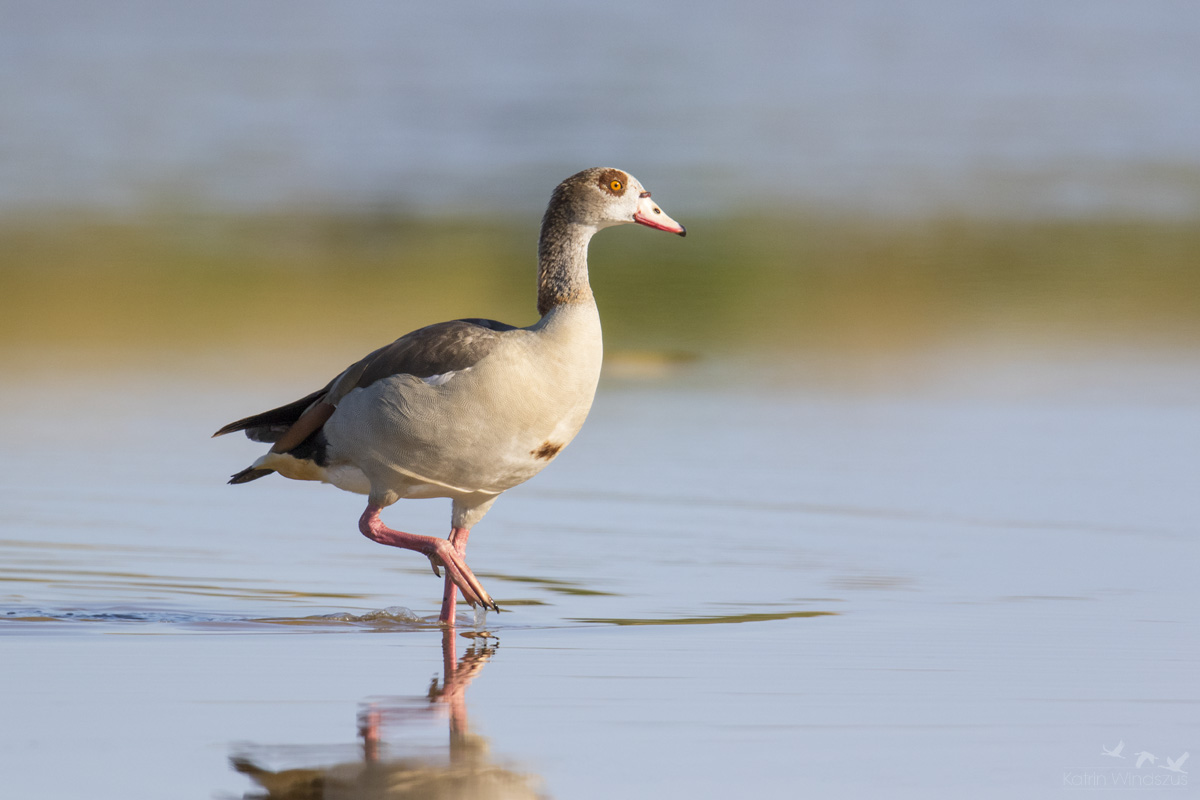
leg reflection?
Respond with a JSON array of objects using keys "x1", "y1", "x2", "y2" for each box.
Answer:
[{"x1": 234, "y1": 628, "x2": 542, "y2": 799}]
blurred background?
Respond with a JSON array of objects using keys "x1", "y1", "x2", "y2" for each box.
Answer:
[
  {"x1": 5, "y1": 6, "x2": 1200, "y2": 797},
  {"x1": 3, "y1": 0, "x2": 1198, "y2": 371}
]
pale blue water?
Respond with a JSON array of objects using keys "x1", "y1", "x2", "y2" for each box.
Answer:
[
  {"x1": 2, "y1": 351, "x2": 1198, "y2": 798},
  {"x1": 2, "y1": 0, "x2": 1199, "y2": 217}
]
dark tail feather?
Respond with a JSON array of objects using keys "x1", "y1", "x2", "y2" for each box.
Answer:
[
  {"x1": 213, "y1": 388, "x2": 327, "y2": 441},
  {"x1": 229, "y1": 467, "x2": 274, "y2": 485}
]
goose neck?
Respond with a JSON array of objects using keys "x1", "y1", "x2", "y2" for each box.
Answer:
[{"x1": 537, "y1": 218, "x2": 597, "y2": 317}]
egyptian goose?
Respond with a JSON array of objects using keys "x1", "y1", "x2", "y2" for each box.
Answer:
[{"x1": 214, "y1": 168, "x2": 685, "y2": 624}]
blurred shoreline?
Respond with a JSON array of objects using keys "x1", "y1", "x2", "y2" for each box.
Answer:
[{"x1": 3, "y1": 210, "x2": 1197, "y2": 373}]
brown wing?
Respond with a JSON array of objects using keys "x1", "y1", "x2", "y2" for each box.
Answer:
[
  {"x1": 323, "y1": 317, "x2": 518, "y2": 407},
  {"x1": 213, "y1": 318, "x2": 519, "y2": 446}
]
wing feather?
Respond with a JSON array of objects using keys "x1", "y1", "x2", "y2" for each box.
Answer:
[{"x1": 214, "y1": 318, "x2": 519, "y2": 446}]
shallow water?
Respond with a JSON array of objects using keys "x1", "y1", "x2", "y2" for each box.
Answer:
[{"x1": 2, "y1": 351, "x2": 1198, "y2": 798}]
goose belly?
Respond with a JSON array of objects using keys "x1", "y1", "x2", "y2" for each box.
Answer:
[{"x1": 323, "y1": 344, "x2": 601, "y2": 498}]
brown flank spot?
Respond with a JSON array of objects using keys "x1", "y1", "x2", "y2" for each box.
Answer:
[{"x1": 531, "y1": 441, "x2": 563, "y2": 460}]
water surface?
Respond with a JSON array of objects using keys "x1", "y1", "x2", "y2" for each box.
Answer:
[{"x1": 3, "y1": 351, "x2": 1197, "y2": 798}]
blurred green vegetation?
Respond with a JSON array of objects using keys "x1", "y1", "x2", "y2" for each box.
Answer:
[{"x1": 2, "y1": 211, "x2": 1198, "y2": 364}]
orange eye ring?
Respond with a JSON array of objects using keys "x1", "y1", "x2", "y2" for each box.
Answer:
[{"x1": 610, "y1": 179, "x2": 623, "y2": 192}]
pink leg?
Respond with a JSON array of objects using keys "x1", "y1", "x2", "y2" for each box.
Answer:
[
  {"x1": 358, "y1": 505, "x2": 497, "y2": 619},
  {"x1": 359, "y1": 706, "x2": 382, "y2": 763},
  {"x1": 439, "y1": 527, "x2": 471, "y2": 625}
]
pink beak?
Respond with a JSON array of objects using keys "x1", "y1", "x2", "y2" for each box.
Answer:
[{"x1": 633, "y1": 192, "x2": 686, "y2": 236}]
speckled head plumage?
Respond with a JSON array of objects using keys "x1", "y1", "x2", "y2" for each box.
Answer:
[
  {"x1": 537, "y1": 167, "x2": 686, "y2": 315},
  {"x1": 542, "y1": 167, "x2": 686, "y2": 236}
]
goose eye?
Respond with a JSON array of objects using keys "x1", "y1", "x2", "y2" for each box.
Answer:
[{"x1": 609, "y1": 179, "x2": 623, "y2": 192}]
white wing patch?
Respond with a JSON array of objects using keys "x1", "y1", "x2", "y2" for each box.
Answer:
[{"x1": 421, "y1": 370, "x2": 462, "y2": 386}]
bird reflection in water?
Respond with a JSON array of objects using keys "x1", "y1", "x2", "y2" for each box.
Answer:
[{"x1": 232, "y1": 628, "x2": 544, "y2": 799}]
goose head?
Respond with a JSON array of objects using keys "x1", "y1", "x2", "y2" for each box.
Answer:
[{"x1": 546, "y1": 167, "x2": 686, "y2": 237}]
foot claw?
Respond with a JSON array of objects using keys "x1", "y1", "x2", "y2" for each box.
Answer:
[
  {"x1": 358, "y1": 508, "x2": 495, "y2": 615},
  {"x1": 431, "y1": 539, "x2": 495, "y2": 612}
]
